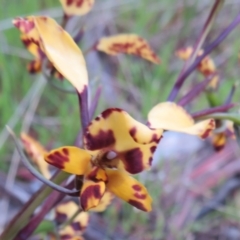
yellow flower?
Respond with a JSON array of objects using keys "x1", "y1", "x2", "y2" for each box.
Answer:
[
  {"x1": 59, "y1": 0, "x2": 95, "y2": 16},
  {"x1": 176, "y1": 46, "x2": 219, "y2": 89},
  {"x1": 54, "y1": 201, "x2": 89, "y2": 240},
  {"x1": 13, "y1": 16, "x2": 88, "y2": 93},
  {"x1": 148, "y1": 102, "x2": 215, "y2": 139},
  {"x1": 211, "y1": 120, "x2": 235, "y2": 151},
  {"x1": 44, "y1": 108, "x2": 163, "y2": 212}
]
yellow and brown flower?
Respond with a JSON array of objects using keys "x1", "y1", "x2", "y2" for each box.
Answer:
[
  {"x1": 44, "y1": 108, "x2": 163, "y2": 212},
  {"x1": 13, "y1": 16, "x2": 88, "y2": 93},
  {"x1": 176, "y1": 46, "x2": 219, "y2": 90},
  {"x1": 148, "y1": 102, "x2": 215, "y2": 139}
]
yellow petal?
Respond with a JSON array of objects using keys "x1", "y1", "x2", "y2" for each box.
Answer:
[
  {"x1": 72, "y1": 211, "x2": 89, "y2": 232},
  {"x1": 148, "y1": 102, "x2": 215, "y2": 139},
  {"x1": 84, "y1": 108, "x2": 162, "y2": 174},
  {"x1": 44, "y1": 146, "x2": 91, "y2": 175},
  {"x1": 60, "y1": 0, "x2": 95, "y2": 16},
  {"x1": 80, "y1": 180, "x2": 105, "y2": 211},
  {"x1": 20, "y1": 133, "x2": 51, "y2": 179},
  {"x1": 90, "y1": 191, "x2": 114, "y2": 212},
  {"x1": 33, "y1": 16, "x2": 88, "y2": 94},
  {"x1": 55, "y1": 201, "x2": 78, "y2": 223},
  {"x1": 56, "y1": 201, "x2": 89, "y2": 237},
  {"x1": 96, "y1": 34, "x2": 160, "y2": 64},
  {"x1": 106, "y1": 169, "x2": 152, "y2": 212},
  {"x1": 197, "y1": 56, "x2": 216, "y2": 76},
  {"x1": 27, "y1": 60, "x2": 42, "y2": 74},
  {"x1": 175, "y1": 46, "x2": 193, "y2": 60},
  {"x1": 212, "y1": 132, "x2": 226, "y2": 151},
  {"x1": 86, "y1": 166, "x2": 108, "y2": 182}
]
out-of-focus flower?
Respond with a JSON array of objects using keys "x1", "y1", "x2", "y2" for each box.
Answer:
[
  {"x1": 148, "y1": 102, "x2": 215, "y2": 139},
  {"x1": 176, "y1": 46, "x2": 219, "y2": 89},
  {"x1": 54, "y1": 201, "x2": 89, "y2": 240},
  {"x1": 13, "y1": 16, "x2": 88, "y2": 94},
  {"x1": 212, "y1": 120, "x2": 235, "y2": 151},
  {"x1": 44, "y1": 108, "x2": 163, "y2": 212},
  {"x1": 20, "y1": 132, "x2": 51, "y2": 179},
  {"x1": 96, "y1": 34, "x2": 160, "y2": 64},
  {"x1": 59, "y1": 0, "x2": 95, "y2": 16}
]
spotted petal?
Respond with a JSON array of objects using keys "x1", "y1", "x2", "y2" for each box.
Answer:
[
  {"x1": 80, "y1": 180, "x2": 105, "y2": 211},
  {"x1": 44, "y1": 146, "x2": 91, "y2": 175},
  {"x1": 60, "y1": 0, "x2": 95, "y2": 16},
  {"x1": 34, "y1": 17, "x2": 88, "y2": 94},
  {"x1": 96, "y1": 34, "x2": 160, "y2": 64},
  {"x1": 148, "y1": 102, "x2": 215, "y2": 139},
  {"x1": 90, "y1": 191, "x2": 114, "y2": 212},
  {"x1": 106, "y1": 169, "x2": 152, "y2": 212},
  {"x1": 20, "y1": 133, "x2": 51, "y2": 179},
  {"x1": 56, "y1": 201, "x2": 89, "y2": 238},
  {"x1": 59, "y1": 225, "x2": 85, "y2": 240},
  {"x1": 84, "y1": 108, "x2": 162, "y2": 174}
]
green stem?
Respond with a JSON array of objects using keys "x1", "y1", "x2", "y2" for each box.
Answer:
[
  {"x1": 196, "y1": 113, "x2": 240, "y2": 125},
  {"x1": 60, "y1": 209, "x2": 81, "y2": 230},
  {"x1": 0, "y1": 171, "x2": 69, "y2": 240}
]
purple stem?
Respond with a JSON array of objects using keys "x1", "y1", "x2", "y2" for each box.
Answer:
[
  {"x1": 14, "y1": 181, "x2": 75, "y2": 240},
  {"x1": 178, "y1": 76, "x2": 213, "y2": 106},
  {"x1": 89, "y1": 86, "x2": 102, "y2": 119},
  {"x1": 77, "y1": 86, "x2": 89, "y2": 133},
  {"x1": 192, "y1": 104, "x2": 235, "y2": 119},
  {"x1": 225, "y1": 84, "x2": 236, "y2": 105},
  {"x1": 168, "y1": 13, "x2": 240, "y2": 101}
]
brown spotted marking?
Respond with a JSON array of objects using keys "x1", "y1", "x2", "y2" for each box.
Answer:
[
  {"x1": 122, "y1": 148, "x2": 143, "y2": 174},
  {"x1": 201, "y1": 119, "x2": 215, "y2": 139},
  {"x1": 128, "y1": 199, "x2": 147, "y2": 211},
  {"x1": 47, "y1": 150, "x2": 69, "y2": 169},
  {"x1": 148, "y1": 157, "x2": 153, "y2": 165},
  {"x1": 85, "y1": 130, "x2": 115, "y2": 150},
  {"x1": 151, "y1": 133, "x2": 161, "y2": 143},
  {"x1": 132, "y1": 184, "x2": 142, "y2": 191},
  {"x1": 55, "y1": 212, "x2": 68, "y2": 225},
  {"x1": 150, "y1": 146, "x2": 156, "y2": 153},
  {"x1": 101, "y1": 108, "x2": 122, "y2": 119},
  {"x1": 134, "y1": 192, "x2": 147, "y2": 200},
  {"x1": 71, "y1": 221, "x2": 83, "y2": 231},
  {"x1": 80, "y1": 185, "x2": 102, "y2": 210},
  {"x1": 109, "y1": 42, "x2": 135, "y2": 54},
  {"x1": 87, "y1": 167, "x2": 107, "y2": 182}
]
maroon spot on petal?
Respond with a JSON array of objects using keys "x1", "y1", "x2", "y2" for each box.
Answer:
[
  {"x1": 150, "y1": 146, "x2": 156, "y2": 153},
  {"x1": 101, "y1": 108, "x2": 122, "y2": 119},
  {"x1": 61, "y1": 234, "x2": 73, "y2": 240},
  {"x1": 62, "y1": 148, "x2": 69, "y2": 156},
  {"x1": 95, "y1": 116, "x2": 100, "y2": 121},
  {"x1": 47, "y1": 151, "x2": 69, "y2": 169},
  {"x1": 66, "y1": 0, "x2": 74, "y2": 5},
  {"x1": 201, "y1": 119, "x2": 215, "y2": 139},
  {"x1": 55, "y1": 212, "x2": 67, "y2": 225},
  {"x1": 71, "y1": 221, "x2": 83, "y2": 231},
  {"x1": 123, "y1": 148, "x2": 143, "y2": 174},
  {"x1": 151, "y1": 133, "x2": 161, "y2": 143},
  {"x1": 132, "y1": 184, "x2": 142, "y2": 191},
  {"x1": 128, "y1": 199, "x2": 147, "y2": 211},
  {"x1": 148, "y1": 157, "x2": 153, "y2": 165},
  {"x1": 80, "y1": 185, "x2": 102, "y2": 210},
  {"x1": 85, "y1": 130, "x2": 115, "y2": 150},
  {"x1": 129, "y1": 127, "x2": 136, "y2": 137},
  {"x1": 134, "y1": 193, "x2": 147, "y2": 200}
]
